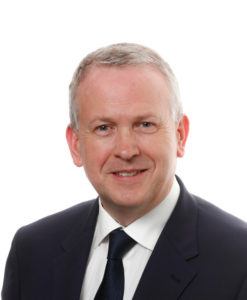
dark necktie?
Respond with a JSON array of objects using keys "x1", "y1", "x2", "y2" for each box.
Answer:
[{"x1": 94, "y1": 228, "x2": 136, "y2": 300}]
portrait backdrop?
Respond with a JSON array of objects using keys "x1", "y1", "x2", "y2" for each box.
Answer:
[{"x1": 0, "y1": 0, "x2": 247, "y2": 285}]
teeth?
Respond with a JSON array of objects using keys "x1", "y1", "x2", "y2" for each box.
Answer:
[{"x1": 116, "y1": 171, "x2": 139, "y2": 177}]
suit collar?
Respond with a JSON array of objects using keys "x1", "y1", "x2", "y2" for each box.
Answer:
[
  {"x1": 133, "y1": 176, "x2": 199, "y2": 299},
  {"x1": 165, "y1": 176, "x2": 198, "y2": 260},
  {"x1": 52, "y1": 199, "x2": 99, "y2": 300},
  {"x1": 61, "y1": 199, "x2": 99, "y2": 252}
]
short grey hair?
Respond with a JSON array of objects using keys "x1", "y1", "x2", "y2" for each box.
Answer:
[{"x1": 69, "y1": 43, "x2": 183, "y2": 129}]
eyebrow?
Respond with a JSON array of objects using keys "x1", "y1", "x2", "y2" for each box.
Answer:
[
  {"x1": 88, "y1": 114, "x2": 159, "y2": 125},
  {"x1": 88, "y1": 116, "x2": 116, "y2": 126}
]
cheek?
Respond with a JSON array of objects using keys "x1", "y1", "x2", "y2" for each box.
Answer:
[
  {"x1": 82, "y1": 140, "x2": 112, "y2": 172},
  {"x1": 145, "y1": 137, "x2": 177, "y2": 170},
  {"x1": 142, "y1": 132, "x2": 176, "y2": 155}
]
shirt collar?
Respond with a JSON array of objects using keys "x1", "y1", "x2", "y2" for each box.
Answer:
[
  {"x1": 92, "y1": 201, "x2": 122, "y2": 250},
  {"x1": 92, "y1": 177, "x2": 180, "y2": 251}
]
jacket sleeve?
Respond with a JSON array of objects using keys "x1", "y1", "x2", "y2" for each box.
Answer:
[{"x1": 1, "y1": 231, "x2": 21, "y2": 300}]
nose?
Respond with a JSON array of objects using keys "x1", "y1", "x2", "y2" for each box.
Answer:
[{"x1": 113, "y1": 128, "x2": 140, "y2": 160}]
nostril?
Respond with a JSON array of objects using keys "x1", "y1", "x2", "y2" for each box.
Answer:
[
  {"x1": 114, "y1": 149, "x2": 140, "y2": 160},
  {"x1": 113, "y1": 140, "x2": 141, "y2": 160}
]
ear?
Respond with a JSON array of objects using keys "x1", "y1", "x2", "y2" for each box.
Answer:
[
  {"x1": 66, "y1": 125, "x2": 84, "y2": 167},
  {"x1": 176, "y1": 115, "x2": 189, "y2": 158}
]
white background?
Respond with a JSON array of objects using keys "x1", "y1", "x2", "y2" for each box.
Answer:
[{"x1": 1, "y1": 0, "x2": 247, "y2": 286}]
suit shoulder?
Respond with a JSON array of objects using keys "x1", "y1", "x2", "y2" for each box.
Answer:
[
  {"x1": 194, "y1": 195, "x2": 247, "y2": 229},
  {"x1": 193, "y1": 195, "x2": 247, "y2": 247},
  {"x1": 15, "y1": 199, "x2": 98, "y2": 244}
]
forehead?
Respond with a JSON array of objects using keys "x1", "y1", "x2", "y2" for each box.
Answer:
[
  {"x1": 79, "y1": 64, "x2": 168, "y2": 89},
  {"x1": 76, "y1": 65, "x2": 172, "y2": 119}
]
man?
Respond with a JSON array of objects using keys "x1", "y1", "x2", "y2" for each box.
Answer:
[{"x1": 2, "y1": 43, "x2": 247, "y2": 300}]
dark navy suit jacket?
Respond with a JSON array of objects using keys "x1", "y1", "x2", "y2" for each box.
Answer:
[{"x1": 2, "y1": 177, "x2": 247, "y2": 299}]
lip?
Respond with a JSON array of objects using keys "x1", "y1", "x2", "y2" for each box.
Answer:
[{"x1": 111, "y1": 169, "x2": 148, "y2": 180}]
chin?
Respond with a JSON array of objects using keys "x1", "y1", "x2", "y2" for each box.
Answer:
[
  {"x1": 102, "y1": 192, "x2": 144, "y2": 209},
  {"x1": 117, "y1": 197, "x2": 150, "y2": 212}
]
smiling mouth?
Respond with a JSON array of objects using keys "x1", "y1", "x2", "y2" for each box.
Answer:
[{"x1": 113, "y1": 169, "x2": 147, "y2": 177}]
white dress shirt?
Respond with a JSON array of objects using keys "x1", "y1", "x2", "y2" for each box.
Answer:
[{"x1": 80, "y1": 178, "x2": 180, "y2": 300}]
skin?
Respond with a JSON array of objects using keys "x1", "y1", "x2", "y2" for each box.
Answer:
[{"x1": 66, "y1": 65, "x2": 189, "y2": 226}]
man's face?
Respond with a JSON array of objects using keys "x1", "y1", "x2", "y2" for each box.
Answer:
[{"x1": 67, "y1": 65, "x2": 189, "y2": 225}]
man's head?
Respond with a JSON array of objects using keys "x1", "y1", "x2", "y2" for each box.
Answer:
[
  {"x1": 69, "y1": 43, "x2": 183, "y2": 130},
  {"x1": 66, "y1": 43, "x2": 189, "y2": 225}
]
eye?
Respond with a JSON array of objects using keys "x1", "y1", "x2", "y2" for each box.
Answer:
[
  {"x1": 141, "y1": 122, "x2": 153, "y2": 128},
  {"x1": 94, "y1": 124, "x2": 114, "y2": 136},
  {"x1": 137, "y1": 121, "x2": 157, "y2": 133}
]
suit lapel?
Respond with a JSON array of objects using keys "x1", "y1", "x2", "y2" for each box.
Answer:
[
  {"x1": 133, "y1": 177, "x2": 199, "y2": 300},
  {"x1": 133, "y1": 237, "x2": 197, "y2": 299},
  {"x1": 52, "y1": 200, "x2": 99, "y2": 300}
]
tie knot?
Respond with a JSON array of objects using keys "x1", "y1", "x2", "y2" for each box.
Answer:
[{"x1": 108, "y1": 229, "x2": 136, "y2": 260}]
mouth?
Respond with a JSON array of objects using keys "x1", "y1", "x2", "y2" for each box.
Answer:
[{"x1": 112, "y1": 169, "x2": 147, "y2": 177}]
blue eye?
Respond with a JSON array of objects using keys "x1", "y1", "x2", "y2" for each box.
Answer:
[
  {"x1": 136, "y1": 121, "x2": 157, "y2": 133},
  {"x1": 95, "y1": 124, "x2": 114, "y2": 136},
  {"x1": 98, "y1": 125, "x2": 109, "y2": 131}
]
